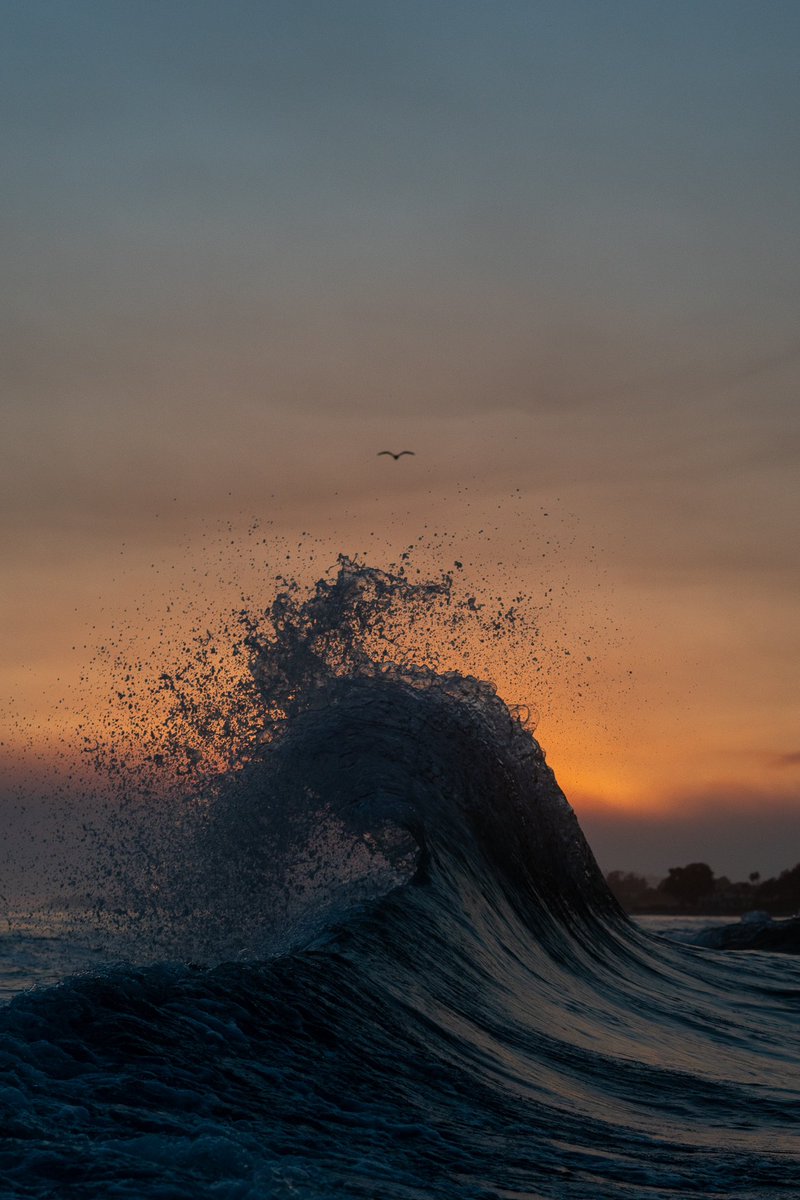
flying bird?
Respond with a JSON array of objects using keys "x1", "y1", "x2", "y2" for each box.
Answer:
[{"x1": 378, "y1": 450, "x2": 415, "y2": 460}]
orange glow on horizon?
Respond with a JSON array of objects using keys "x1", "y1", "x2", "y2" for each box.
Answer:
[{"x1": 2, "y1": 506, "x2": 797, "y2": 869}]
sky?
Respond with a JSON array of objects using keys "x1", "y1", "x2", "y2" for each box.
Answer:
[{"x1": 2, "y1": 0, "x2": 799, "y2": 883}]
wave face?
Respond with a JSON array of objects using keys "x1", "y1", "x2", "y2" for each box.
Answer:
[{"x1": 2, "y1": 560, "x2": 799, "y2": 1198}]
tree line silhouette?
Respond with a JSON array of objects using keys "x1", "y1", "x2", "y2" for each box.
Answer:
[{"x1": 606, "y1": 861, "x2": 800, "y2": 916}]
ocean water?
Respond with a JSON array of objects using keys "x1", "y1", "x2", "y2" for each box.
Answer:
[{"x1": 2, "y1": 560, "x2": 798, "y2": 1198}]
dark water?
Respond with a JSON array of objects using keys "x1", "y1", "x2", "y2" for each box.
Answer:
[{"x1": 2, "y1": 560, "x2": 798, "y2": 1198}]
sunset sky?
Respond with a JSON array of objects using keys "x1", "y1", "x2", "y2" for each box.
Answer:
[{"x1": 2, "y1": 1, "x2": 799, "y2": 882}]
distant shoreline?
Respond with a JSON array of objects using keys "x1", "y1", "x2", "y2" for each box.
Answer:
[
  {"x1": 624, "y1": 905, "x2": 799, "y2": 918},
  {"x1": 606, "y1": 863, "x2": 800, "y2": 920}
]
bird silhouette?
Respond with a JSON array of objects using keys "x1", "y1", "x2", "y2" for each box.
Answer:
[{"x1": 378, "y1": 450, "x2": 415, "y2": 460}]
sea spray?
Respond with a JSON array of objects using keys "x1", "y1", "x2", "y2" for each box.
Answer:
[{"x1": 69, "y1": 554, "x2": 550, "y2": 960}]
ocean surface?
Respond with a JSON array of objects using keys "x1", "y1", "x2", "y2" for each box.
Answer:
[{"x1": 2, "y1": 560, "x2": 798, "y2": 1198}]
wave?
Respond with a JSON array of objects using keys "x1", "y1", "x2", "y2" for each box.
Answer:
[
  {"x1": 682, "y1": 913, "x2": 800, "y2": 954},
  {"x1": 2, "y1": 559, "x2": 798, "y2": 1198}
]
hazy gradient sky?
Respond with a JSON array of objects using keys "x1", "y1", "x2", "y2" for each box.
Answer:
[{"x1": 2, "y1": 0, "x2": 799, "y2": 880}]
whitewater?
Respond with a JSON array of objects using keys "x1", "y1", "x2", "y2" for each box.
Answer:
[{"x1": 1, "y1": 558, "x2": 798, "y2": 1199}]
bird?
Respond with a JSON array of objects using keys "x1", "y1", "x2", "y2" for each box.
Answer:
[{"x1": 378, "y1": 450, "x2": 415, "y2": 460}]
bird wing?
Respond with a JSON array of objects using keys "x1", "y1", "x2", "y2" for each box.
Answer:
[
  {"x1": 377, "y1": 451, "x2": 394, "y2": 457},
  {"x1": 397, "y1": 450, "x2": 415, "y2": 457}
]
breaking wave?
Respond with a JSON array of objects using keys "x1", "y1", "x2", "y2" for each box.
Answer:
[{"x1": 1, "y1": 558, "x2": 798, "y2": 1198}]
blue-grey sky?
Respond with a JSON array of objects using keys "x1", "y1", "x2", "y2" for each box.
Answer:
[{"x1": 2, "y1": 1, "x2": 799, "y2": 878}]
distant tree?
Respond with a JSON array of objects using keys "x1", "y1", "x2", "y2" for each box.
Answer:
[
  {"x1": 755, "y1": 863, "x2": 800, "y2": 915},
  {"x1": 658, "y1": 862, "x2": 716, "y2": 908},
  {"x1": 606, "y1": 871, "x2": 652, "y2": 910}
]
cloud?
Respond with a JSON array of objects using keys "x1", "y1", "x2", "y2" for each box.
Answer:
[{"x1": 767, "y1": 751, "x2": 800, "y2": 769}]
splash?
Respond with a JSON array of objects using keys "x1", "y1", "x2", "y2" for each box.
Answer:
[
  {"x1": 86, "y1": 553, "x2": 540, "y2": 781},
  {"x1": 66, "y1": 553, "x2": 550, "y2": 959}
]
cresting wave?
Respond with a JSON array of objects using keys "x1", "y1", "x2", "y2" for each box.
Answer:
[{"x1": 1, "y1": 559, "x2": 798, "y2": 1198}]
